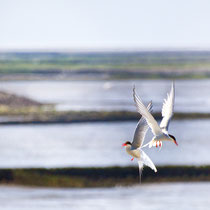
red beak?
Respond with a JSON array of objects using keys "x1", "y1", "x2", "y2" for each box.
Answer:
[
  {"x1": 174, "y1": 140, "x2": 178, "y2": 146},
  {"x1": 122, "y1": 143, "x2": 127, "y2": 147}
]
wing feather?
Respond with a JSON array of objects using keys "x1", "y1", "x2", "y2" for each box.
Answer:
[
  {"x1": 131, "y1": 101, "x2": 152, "y2": 149},
  {"x1": 160, "y1": 82, "x2": 175, "y2": 132},
  {"x1": 133, "y1": 87, "x2": 162, "y2": 136}
]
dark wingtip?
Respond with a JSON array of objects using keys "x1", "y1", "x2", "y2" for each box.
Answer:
[
  {"x1": 133, "y1": 85, "x2": 136, "y2": 92},
  {"x1": 172, "y1": 81, "x2": 175, "y2": 91},
  {"x1": 147, "y1": 100, "x2": 153, "y2": 113},
  {"x1": 133, "y1": 85, "x2": 137, "y2": 103}
]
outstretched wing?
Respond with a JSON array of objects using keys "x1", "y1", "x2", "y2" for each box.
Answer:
[
  {"x1": 133, "y1": 86, "x2": 162, "y2": 136},
  {"x1": 160, "y1": 82, "x2": 175, "y2": 133},
  {"x1": 131, "y1": 102, "x2": 152, "y2": 149}
]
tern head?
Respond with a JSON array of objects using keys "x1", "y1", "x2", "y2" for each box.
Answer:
[
  {"x1": 169, "y1": 134, "x2": 178, "y2": 146},
  {"x1": 122, "y1": 141, "x2": 132, "y2": 147}
]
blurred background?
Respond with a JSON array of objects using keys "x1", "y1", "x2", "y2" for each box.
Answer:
[{"x1": 1, "y1": 0, "x2": 210, "y2": 209}]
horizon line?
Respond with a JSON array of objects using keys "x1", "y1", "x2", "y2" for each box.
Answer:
[{"x1": 2, "y1": 47, "x2": 210, "y2": 53}]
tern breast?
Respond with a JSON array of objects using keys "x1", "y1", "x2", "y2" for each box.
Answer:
[
  {"x1": 155, "y1": 133, "x2": 171, "y2": 141},
  {"x1": 125, "y1": 146, "x2": 140, "y2": 158}
]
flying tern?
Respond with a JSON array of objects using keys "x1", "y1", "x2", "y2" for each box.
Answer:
[
  {"x1": 122, "y1": 101, "x2": 157, "y2": 180},
  {"x1": 133, "y1": 82, "x2": 178, "y2": 148}
]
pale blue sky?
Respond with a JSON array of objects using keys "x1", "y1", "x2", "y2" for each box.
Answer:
[{"x1": 1, "y1": 0, "x2": 210, "y2": 50}]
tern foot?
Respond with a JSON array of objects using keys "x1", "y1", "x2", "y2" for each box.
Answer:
[
  {"x1": 154, "y1": 141, "x2": 162, "y2": 148},
  {"x1": 159, "y1": 141, "x2": 162, "y2": 147},
  {"x1": 158, "y1": 141, "x2": 163, "y2": 151},
  {"x1": 131, "y1": 157, "x2": 134, "y2": 161}
]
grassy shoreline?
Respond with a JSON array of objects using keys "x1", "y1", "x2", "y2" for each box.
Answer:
[
  {"x1": 2, "y1": 51, "x2": 210, "y2": 80},
  {"x1": 1, "y1": 110, "x2": 210, "y2": 125},
  {"x1": 0, "y1": 72, "x2": 209, "y2": 81},
  {"x1": 0, "y1": 166, "x2": 210, "y2": 188}
]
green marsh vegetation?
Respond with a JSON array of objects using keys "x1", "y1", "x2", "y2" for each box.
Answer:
[
  {"x1": 0, "y1": 166, "x2": 209, "y2": 188},
  {"x1": 1, "y1": 51, "x2": 210, "y2": 79},
  {"x1": 1, "y1": 108, "x2": 210, "y2": 124}
]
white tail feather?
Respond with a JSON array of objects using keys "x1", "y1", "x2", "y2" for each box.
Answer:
[
  {"x1": 137, "y1": 161, "x2": 144, "y2": 183},
  {"x1": 139, "y1": 150, "x2": 157, "y2": 173},
  {"x1": 141, "y1": 139, "x2": 154, "y2": 148},
  {"x1": 136, "y1": 150, "x2": 157, "y2": 183},
  {"x1": 142, "y1": 139, "x2": 162, "y2": 148}
]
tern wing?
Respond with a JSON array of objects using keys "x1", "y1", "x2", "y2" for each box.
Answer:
[
  {"x1": 160, "y1": 82, "x2": 175, "y2": 132},
  {"x1": 133, "y1": 87, "x2": 162, "y2": 136},
  {"x1": 131, "y1": 102, "x2": 153, "y2": 149}
]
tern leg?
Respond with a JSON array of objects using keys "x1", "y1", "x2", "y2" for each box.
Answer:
[
  {"x1": 131, "y1": 157, "x2": 134, "y2": 161},
  {"x1": 158, "y1": 141, "x2": 162, "y2": 151}
]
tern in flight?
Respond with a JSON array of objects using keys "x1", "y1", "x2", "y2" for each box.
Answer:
[
  {"x1": 133, "y1": 82, "x2": 178, "y2": 148},
  {"x1": 122, "y1": 101, "x2": 157, "y2": 179}
]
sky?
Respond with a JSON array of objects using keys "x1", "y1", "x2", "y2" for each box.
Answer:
[{"x1": 1, "y1": 0, "x2": 210, "y2": 50}]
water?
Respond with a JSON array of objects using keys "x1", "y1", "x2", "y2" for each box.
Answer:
[
  {"x1": 0, "y1": 182, "x2": 209, "y2": 210},
  {"x1": 0, "y1": 119, "x2": 209, "y2": 168},
  {"x1": 0, "y1": 79, "x2": 210, "y2": 112},
  {"x1": 0, "y1": 80, "x2": 208, "y2": 209},
  {"x1": 0, "y1": 79, "x2": 209, "y2": 208}
]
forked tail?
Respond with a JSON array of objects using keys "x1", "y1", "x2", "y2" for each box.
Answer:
[
  {"x1": 142, "y1": 139, "x2": 162, "y2": 148},
  {"x1": 137, "y1": 161, "x2": 144, "y2": 183},
  {"x1": 137, "y1": 150, "x2": 157, "y2": 182}
]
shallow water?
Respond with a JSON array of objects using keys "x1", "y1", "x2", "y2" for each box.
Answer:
[
  {"x1": 0, "y1": 79, "x2": 210, "y2": 112},
  {"x1": 0, "y1": 119, "x2": 209, "y2": 168},
  {"x1": 0, "y1": 182, "x2": 209, "y2": 210}
]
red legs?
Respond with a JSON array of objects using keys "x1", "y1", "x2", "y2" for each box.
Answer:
[
  {"x1": 152, "y1": 140, "x2": 162, "y2": 148},
  {"x1": 159, "y1": 141, "x2": 162, "y2": 147},
  {"x1": 155, "y1": 141, "x2": 162, "y2": 148},
  {"x1": 131, "y1": 157, "x2": 134, "y2": 161},
  {"x1": 158, "y1": 141, "x2": 162, "y2": 151}
]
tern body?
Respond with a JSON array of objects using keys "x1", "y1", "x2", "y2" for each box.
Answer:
[{"x1": 125, "y1": 144, "x2": 140, "y2": 159}]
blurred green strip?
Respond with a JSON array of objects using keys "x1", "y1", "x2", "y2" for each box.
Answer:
[
  {"x1": 1, "y1": 110, "x2": 210, "y2": 125},
  {"x1": 1, "y1": 52, "x2": 210, "y2": 79},
  {"x1": 0, "y1": 166, "x2": 209, "y2": 188}
]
